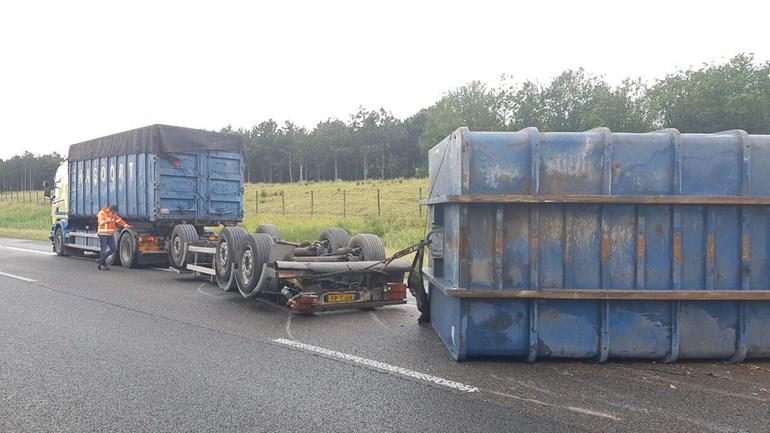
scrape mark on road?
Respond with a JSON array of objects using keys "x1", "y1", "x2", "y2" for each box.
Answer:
[
  {"x1": 488, "y1": 390, "x2": 621, "y2": 421},
  {"x1": 285, "y1": 314, "x2": 295, "y2": 340},
  {"x1": 273, "y1": 338, "x2": 479, "y2": 393},
  {"x1": 368, "y1": 310, "x2": 388, "y2": 330}
]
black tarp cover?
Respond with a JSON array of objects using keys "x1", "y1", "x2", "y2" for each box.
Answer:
[{"x1": 67, "y1": 124, "x2": 245, "y2": 161}]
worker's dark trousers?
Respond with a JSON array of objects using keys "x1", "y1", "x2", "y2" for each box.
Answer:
[{"x1": 98, "y1": 234, "x2": 116, "y2": 266}]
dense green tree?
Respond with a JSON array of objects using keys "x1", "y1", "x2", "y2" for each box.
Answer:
[
  {"x1": 418, "y1": 81, "x2": 504, "y2": 153},
  {"x1": 647, "y1": 54, "x2": 770, "y2": 133}
]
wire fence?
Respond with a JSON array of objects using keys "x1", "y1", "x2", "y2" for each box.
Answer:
[
  {"x1": 0, "y1": 186, "x2": 430, "y2": 219},
  {"x1": 0, "y1": 190, "x2": 47, "y2": 205},
  {"x1": 244, "y1": 186, "x2": 427, "y2": 219}
]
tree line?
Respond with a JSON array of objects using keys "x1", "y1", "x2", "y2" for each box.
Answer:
[
  {"x1": 0, "y1": 151, "x2": 63, "y2": 192},
  {"x1": 224, "y1": 53, "x2": 770, "y2": 183},
  {"x1": 2, "y1": 53, "x2": 768, "y2": 189}
]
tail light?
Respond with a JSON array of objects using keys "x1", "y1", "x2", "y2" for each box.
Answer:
[{"x1": 384, "y1": 282, "x2": 407, "y2": 301}]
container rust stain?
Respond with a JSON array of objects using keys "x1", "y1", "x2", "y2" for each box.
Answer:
[
  {"x1": 673, "y1": 232, "x2": 682, "y2": 263},
  {"x1": 636, "y1": 234, "x2": 646, "y2": 261},
  {"x1": 706, "y1": 234, "x2": 715, "y2": 263}
]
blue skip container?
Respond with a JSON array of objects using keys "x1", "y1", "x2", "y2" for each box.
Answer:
[{"x1": 425, "y1": 127, "x2": 770, "y2": 362}]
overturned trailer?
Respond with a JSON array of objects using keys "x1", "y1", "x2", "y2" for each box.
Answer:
[
  {"x1": 184, "y1": 224, "x2": 410, "y2": 312},
  {"x1": 425, "y1": 127, "x2": 770, "y2": 362}
]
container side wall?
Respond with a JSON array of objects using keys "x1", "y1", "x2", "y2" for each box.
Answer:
[{"x1": 429, "y1": 128, "x2": 770, "y2": 361}]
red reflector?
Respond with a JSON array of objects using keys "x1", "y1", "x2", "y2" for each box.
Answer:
[
  {"x1": 287, "y1": 294, "x2": 317, "y2": 311},
  {"x1": 385, "y1": 282, "x2": 407, "y2": 301}
]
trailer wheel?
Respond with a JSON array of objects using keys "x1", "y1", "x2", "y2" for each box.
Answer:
[
  {"x1": 119, "y1": 230, "x2": 138, "y2": 268},
  {"x1": 255, "y1": 224, "x2": 281, "y2": 242},
  {"x1": 236, "y1": 233, "x2": 274, "y2": 298},
  {"x1": 214, "y1": 226, "x2": 247, "y2": 290},
  {"x1": 215, "y1": 265, "x2": 237, "y2": 291},
  {"x1": 53, "y1": 227, "x2": 68, "y2": 256},
  {"x1": 319, "y1": 227, "x2": 350, "y2": 253},
  {"x1": 170, "y1": 224, "x2": 198, "y2": 268},
  {"x1": 349, "y1": 234, "x2": 386, "y2": 261}
]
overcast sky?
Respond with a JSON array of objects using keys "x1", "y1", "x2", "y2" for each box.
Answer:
[{"x1": 0, "y1": 0, "x2": 767, "y2": 159}]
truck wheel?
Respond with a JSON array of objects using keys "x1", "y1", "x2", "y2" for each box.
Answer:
[
  {"x1": 119, "y1": 230, "x2": 138, "y2": 268},
  {"x1": 53, "y1": 227, "x2": 68, "y2": 256},
  {"x1": 214, "y1": 226, "x2": 247, "y2": 290},
  {"x1": 255, "y1": 224, "x2": 281, "y2": 242},
  {"x1": 349, "y1": 234, "x2": 386, "y2": 261},
  {"x1": 319, "y1": 227, "x2": 350, "y2": 254},
  {"x1": 236, "y1": 233, "x2": 273, "y2": 298},
  {"x1": 170, "y1": 224, "x2": 198, "y2": 268}
]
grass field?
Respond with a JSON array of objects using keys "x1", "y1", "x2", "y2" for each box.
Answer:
[
  {"x1": 242, "y1": 178, "x2": 428, "y2": 254},
  {"x1": 0, "y1": 179, "x2": 430, "y2": 253},
  {"x1": 0, "y1": 200, "x2": 52, "y2": 241}
]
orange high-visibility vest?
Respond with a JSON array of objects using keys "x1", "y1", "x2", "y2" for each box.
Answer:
[{"x1": 97, "y1": 208, "x2": 127, "y2": 236}]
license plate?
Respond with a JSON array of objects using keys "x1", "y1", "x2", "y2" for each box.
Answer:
[{"x1": 326, "y1": 293, "x2": 356, "y2": 303}]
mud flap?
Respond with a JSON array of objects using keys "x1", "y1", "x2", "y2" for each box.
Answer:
[{"x1": 408, "y1": 243, "x2": 430, "y2": 324}]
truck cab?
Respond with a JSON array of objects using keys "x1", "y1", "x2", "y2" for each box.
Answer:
[{"x1": 50, "y1": 162, "x2": 69, "y2": 227}]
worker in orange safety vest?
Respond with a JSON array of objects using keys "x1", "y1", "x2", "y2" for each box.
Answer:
[{"x1": 96, "y1": 205, "x2": 131, "y2": 270}]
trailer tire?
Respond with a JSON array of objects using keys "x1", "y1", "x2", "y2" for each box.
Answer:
[
  {"x1": 349, "y1": 234, "x2": 386, "y2": 262},
  {"x1": 236, "y1": 233, "x2": 273, "y2": 298},
  {"x1": 170, "y1": 224, "x2": 198, "y2": 268},
  {"x1": 214, "y1": 226, "x2": 247, "y2": 290},
  {"x1": 53, "y1": 227, "x2": 68, "y2": 256},
  {"x1": 255, "y1": 224, "x2": 281, "y2": 242},
  {"x1": 215, "y1": 265, "x2": 237, "y2": 291},
  {"x1": 319, "y1": 227, "x2": 350, "y2": 254}
]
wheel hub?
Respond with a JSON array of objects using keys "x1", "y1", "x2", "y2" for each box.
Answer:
[
  {"x1": 218, "y1": 241, "x2": 229, "y2": 267},
  {"x1": 241, "y1": 249, "x2": 253, "y2": 278}
]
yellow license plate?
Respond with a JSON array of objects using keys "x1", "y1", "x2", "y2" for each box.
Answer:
[{"x1": 326, "y1": 293, "x2": 355, "y2": 303}]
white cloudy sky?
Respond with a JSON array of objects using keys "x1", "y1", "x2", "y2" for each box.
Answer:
[{"x1": 0, "y1": 0, "x2": 767, "y2": 159}]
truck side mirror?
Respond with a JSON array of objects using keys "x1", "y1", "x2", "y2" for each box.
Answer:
[{"x1": 43, "y1": 181, "x2": 54, "y2": 199}]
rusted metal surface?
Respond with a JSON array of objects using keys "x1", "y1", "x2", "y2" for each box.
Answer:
[{"x1": 427, "y1": 127, "x2": 770, "y2": 362}]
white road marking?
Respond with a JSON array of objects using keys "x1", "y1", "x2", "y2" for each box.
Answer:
[
  {"x1": 273, "y1": 338, "x2": 479, "y2": 393},
  {"x1": 0, "y1": 245, "x2": 56, "y2": 256},
  {"x1": 0, "y1": 270, "x2": 36, "y2": 282},
  {"x1": 489, "y1": 390, "x2": 621, "y2": 421}
]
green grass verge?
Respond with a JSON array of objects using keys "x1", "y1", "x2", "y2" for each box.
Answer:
[{"x1": 0, "y1": 201, "x2": 51, "y2": 241}]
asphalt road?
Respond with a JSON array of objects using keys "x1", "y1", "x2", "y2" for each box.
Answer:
[{"x1": 1, "y1": 237, "x2": 769, "y2": 433}]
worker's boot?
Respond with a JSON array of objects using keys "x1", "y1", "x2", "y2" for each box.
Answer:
[{"x1": 97, "y1": 264, "x2": 102, "y2": 271}]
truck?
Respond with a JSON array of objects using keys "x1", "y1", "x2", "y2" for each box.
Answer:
[{"x1": 48, "y1": 124, "x2": 410, "y2": 312}]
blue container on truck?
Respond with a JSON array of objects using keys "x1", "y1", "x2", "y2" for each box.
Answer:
[
  {"x1": 50, "y1": 124, "x2": 244, "y2": 267},
  {"x1": 425, "y1": 127, "x2": 770, "y2": 362}
]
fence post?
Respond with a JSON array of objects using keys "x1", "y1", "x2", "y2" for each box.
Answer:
[
  {"x1": 310, "y1": 190, "x2": 314, "y2": 216},
  {"x1": 255, "y1": 190, "x2": 259, "y2": 215},
  {"x1": 377, "y1": 189, "x2": 381, "y2": 217},
  {"x1": 418, "y1": 187, "x2": 422, "y2": 217},
  {"x1": 281, "y1": 191, "x2": 286, "y2": 216},
  {"x1": 343, "y1": 190, "x2": 346, "y2": 218}
]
